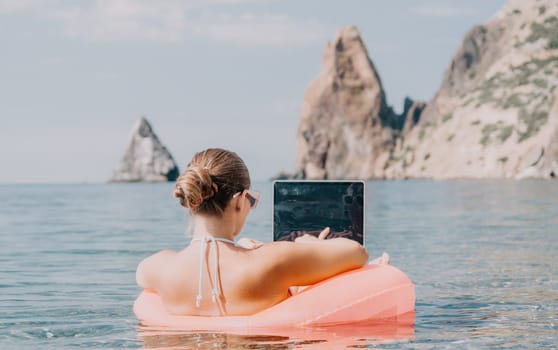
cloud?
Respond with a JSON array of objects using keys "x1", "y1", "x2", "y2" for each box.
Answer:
[
  {"x1": 409, "y1": 3, "x2": 477, "y2": 17},
  {"x1": 192, "y1": 13, "x2": 328, "y2": 46},
  {"x1": 0, "y1": 0, "x2": 325, "y2": 46},
  {"x1": 0, "y1": 0, "x2": 43, "y2": 14},
  {"x1": 50, "y1": 0, "x2": 188, "y2": 42}
]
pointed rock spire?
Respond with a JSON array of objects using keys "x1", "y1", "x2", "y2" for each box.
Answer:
[
  {"x1": 111, "y1": 117, "x2": 180, "y2": 182},
  {"x1": 294, "y1": 25, "x2": 394, "y2": 179}
]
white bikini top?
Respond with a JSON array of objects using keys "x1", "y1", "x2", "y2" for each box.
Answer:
[{"x1": 190, "y1": 236, "x2": 237, "y2": 308}]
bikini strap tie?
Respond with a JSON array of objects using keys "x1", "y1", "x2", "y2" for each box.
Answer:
[{"x1": 191, "y1": 236, "x2": 236, "y2": 308}]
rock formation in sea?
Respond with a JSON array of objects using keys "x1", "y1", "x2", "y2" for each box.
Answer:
[
  {"x1": 111, "y1": 117, "x2": 180, "y2": 182},
  {"x1": 294, "y1": 26, "x2": 398, "y2": 179},
  {"x1": 389, "y1": 0, "x2": 558, "y2": 179},
  {"x1": 293, "y1": 0, "x2": 558, "y2": 180}
]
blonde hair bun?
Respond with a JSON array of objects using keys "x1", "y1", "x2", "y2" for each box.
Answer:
[{"x1": 173, "y1": 148, "x2": 251, "y2": 216}]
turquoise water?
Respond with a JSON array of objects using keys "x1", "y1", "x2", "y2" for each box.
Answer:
[{"x1": 1, "y1": 181, "x2": 556, "y2": 349}]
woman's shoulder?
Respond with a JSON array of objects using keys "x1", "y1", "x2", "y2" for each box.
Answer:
[
  {"x1": 142, "y1": 249, "x2": 177, "y2": 264},
  {"x1": 136, "y1": 249, "x2": 178, "y2": 290},
  {"x1": 249, "y1": 241, "x2": 293, "y2": 256},
  {"x1": 246, "y1": 241, "x2": 307, "y2": 271}
]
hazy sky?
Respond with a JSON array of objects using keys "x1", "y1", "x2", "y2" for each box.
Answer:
[{"x1": 0, "y1": 0, "x2": 507, "y2": 183}]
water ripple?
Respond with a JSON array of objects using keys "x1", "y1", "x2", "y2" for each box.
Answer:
[{"x1": 1, "y1": 181, "x2": 557, "y2": 349}]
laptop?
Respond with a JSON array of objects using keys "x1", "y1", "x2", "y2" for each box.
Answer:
[{"x1": 272, "y1": 180, "x2": 365, "y2": 245}]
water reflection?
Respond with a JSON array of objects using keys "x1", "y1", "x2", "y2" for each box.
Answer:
[
  {"x1": 138, "y1": 313, "x2": 415, "y2": 349},
  {"x1": 140, "y1": 332, "x2": 293, "y2": 349}
]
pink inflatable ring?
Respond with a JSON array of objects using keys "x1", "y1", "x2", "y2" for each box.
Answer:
[{"x1": 134, "y1": 264, "x2": 415, "y2": 330}]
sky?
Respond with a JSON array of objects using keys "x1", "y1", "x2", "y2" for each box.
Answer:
[{"x1": 0, "y1": 0, "x2": 508, "y2": 183}]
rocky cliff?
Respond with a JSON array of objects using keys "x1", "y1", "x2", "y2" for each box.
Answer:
[
  {"x1": 294, "y1": 26, "x2": 400, "y2": 179},
  {"x1": 111, "y1": 118, "x2": 180, "y2": 182},
  {"x1": 293, "y1": 0, "x2": 558, "y2": 180}
]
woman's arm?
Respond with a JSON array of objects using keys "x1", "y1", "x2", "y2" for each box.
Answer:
[{"x1": 260, "y1": 230, "x2": 368, "y2": 289}]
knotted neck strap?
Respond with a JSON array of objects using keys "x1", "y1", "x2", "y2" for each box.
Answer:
[{"x1": 190, "y1": 236, "x2": 237, "y2": 308}]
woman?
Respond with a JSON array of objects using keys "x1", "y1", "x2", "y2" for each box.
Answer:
[{"x1": 136, "y1": 148, "x2": 380, "y2": 317}]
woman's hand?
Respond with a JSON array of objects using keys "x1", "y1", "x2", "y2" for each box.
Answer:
[
  {"x1": 237, "y1": 237, "x2": 264, "y2": 250},
  {"x1": 294, "y1": 227, "x2": 330, "y2": 243}
]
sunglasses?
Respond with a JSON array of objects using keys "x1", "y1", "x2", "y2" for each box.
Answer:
[{"x1": 233, "y1": 189, "x2": 260, "y2": 209}]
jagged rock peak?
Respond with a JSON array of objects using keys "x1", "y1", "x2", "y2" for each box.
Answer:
[
  {"x1": 294, "y1": 25, "x2": 394, "y2": 180},
  {"x1": 325, "y1": 26, "x2": 389, "y2": 118},
  {"x1": 111, "y1": 117, "x2": 180, "y2": 182}
]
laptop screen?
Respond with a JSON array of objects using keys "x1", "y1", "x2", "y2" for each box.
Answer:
[{"x1": 272, "y1": 181, "x2": 365, "y2": 245}]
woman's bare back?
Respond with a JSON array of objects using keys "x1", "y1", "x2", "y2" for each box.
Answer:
[{"x1": 139, "y1": 242, "x2": 290, "y2": 316}]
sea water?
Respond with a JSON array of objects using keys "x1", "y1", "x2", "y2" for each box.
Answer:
[{"x1": 0, "y1": 181, "x2": 556, "y2": 349}]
